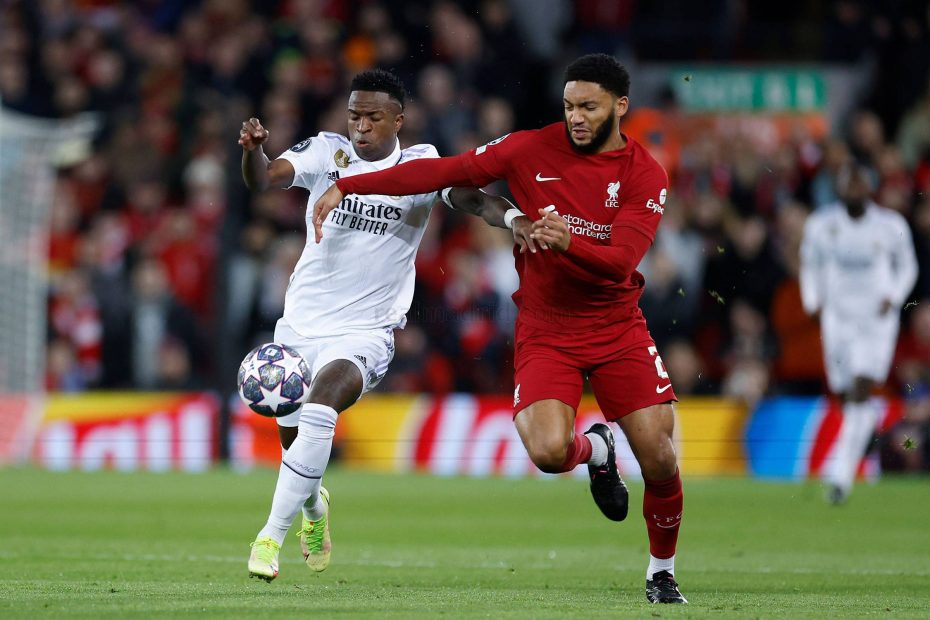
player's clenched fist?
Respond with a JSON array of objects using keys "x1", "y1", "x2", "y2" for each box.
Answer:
[
  {"x1": 530, "y1": 207, "x2": 571, "y2": 252},
  {"x1": 239, "y1": 117, "x2": 269, "y2": 151}
]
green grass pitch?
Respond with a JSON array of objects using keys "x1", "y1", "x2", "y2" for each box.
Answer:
[{"x1": 1, "y1": 468, "x2": 928, "y2": 618}]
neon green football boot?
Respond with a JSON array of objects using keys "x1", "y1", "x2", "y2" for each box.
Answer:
[
  {"x1": 248, "y1": 537, "x2": 281, "y2": 581},
  {"x1": 298, "y1": 486, "x2": 331, "y2": 572}
]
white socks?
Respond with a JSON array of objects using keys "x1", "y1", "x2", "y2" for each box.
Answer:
[
  {"x1": 647, "y1": 554, "x2": 675, "y2": 579},
  {"x1": 829, "y1": 399, "x2": 879, "y2": 493},
  {"x1": 281, "y1": 442, "x2": 326, "y2": 521},
  {"x1": 586, "y1": 431, "x2": 609, "y2": 467},
  {"x1": 257, "y1": 403, "x2": 338, "y2": 545}
]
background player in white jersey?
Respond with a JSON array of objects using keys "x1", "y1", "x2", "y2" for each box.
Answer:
[
  {"x1": 800, "y1": 164, "x2": 918, "y2": 504},
  {"x1": 238, "y1": 69, "x2": 528, "y2": 580}
]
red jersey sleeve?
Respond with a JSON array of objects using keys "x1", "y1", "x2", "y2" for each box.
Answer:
[
  {"x1": 563, "y1": 162, "x2": 668, "y2": 283},
  {"x1": 336, "y1": 132, "x2": 532, "y2": 196},
  {"x1": 459, "y1": 131, "x2": 531, "y2": 185}
]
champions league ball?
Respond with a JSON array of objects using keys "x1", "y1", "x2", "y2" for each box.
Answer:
[{"x1": 237, "y1": 343, "x2": 312, "y2": 417}]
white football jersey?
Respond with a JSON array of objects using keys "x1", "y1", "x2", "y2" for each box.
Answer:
[
  {"x1": 276, "y1": 132, "x2": 439, "y2": 337},
  {"x1": 800, "y1": 202, "x2": 917, "y2": 319}
]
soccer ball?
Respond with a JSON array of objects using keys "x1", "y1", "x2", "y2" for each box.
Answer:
[{"x1": 237, "y1": 343, "x2": 312, "y2": 417}]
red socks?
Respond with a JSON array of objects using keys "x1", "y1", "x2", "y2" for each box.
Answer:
[
  {"x1": 643, "y1": 468, "x2": 683, "y2": 559},
  {"x1": 555, "y1": 433, "x2": 593, "y2": 472}
]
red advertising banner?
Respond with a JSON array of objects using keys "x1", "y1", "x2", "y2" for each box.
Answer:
[{"x1": 33, "y1": 392, "x2": 218, "y2": 471}]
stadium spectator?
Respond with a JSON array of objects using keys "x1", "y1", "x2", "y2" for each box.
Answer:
[
  {"x1": 896, "y1": 79, "x2": 930, "y2": 169},
  {"x1": 121, "y1": 258, "x2": 202, "y2": 390},
  {"x1": 912, "y1": 198, "x2": 930, "y2": 299},
  {"x1": 895, "y1": 302, "x2": 930, "y2": 396},
  {"x1": 887, "y1": 302, "x2": 930, "y2": 472},
  {"x1": 48, "y1": 269, "x2": 103, "y2": 386},
  {"x1": 769, "y1": 202, "x2": 826, "y2": 393},
  {"x1": 45, "y1": 337, "x2": 86, "y2": 392}
]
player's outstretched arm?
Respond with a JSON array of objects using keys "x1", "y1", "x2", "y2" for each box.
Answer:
[
  {"x1": 444, "y1": 188, "x2": 537, "y2": 253},
  {"x1": 798, "y1": 217, "x2": 823, "y2": 318},
  {"x1": 239, "y1": 117, "x2": 295, "y2": 192},
  {"x1": 313, "y1": 151, "x2": 494, "y2": 243}
]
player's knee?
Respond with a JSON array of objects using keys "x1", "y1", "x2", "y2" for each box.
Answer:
[
  {"x1": 640, "y1": 440, "x2": 678, "y2": 481},
  {"x1": 849, "y1": 377, "x2": 873, "y2": 403},
  {"x1": 306, "y1": 360, "x2": 363, "y2": 412},
  {"x1": 524, "y1": 436, "x2": 570, "y2": 474}
]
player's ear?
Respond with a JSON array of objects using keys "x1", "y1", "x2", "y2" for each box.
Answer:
[
  {"x1": 616, "y1": 95, "x2": 629, "y2": 119},
  {"x1": 394, "y1": 112, "x2": 404, "y2": 132}
]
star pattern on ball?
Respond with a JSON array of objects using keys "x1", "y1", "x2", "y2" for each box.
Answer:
[
  {"x1": 248, "y1": 361, "x2": 294, "y2": 411},
  {"x1": 254, "y1": 380, "x2": 293, "y2": 411}
]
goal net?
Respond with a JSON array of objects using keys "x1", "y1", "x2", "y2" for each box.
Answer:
[{"x1": 0, "y1": 106, "x2": 96, "y2": 464}]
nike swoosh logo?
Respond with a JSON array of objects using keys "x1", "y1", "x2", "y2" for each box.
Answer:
[
  {"x1": 535, "y1": 173, "x2": 561, "y2": 182},
  {"x1": 656, "y1": 384, "x2": 673, "y2": 394}
]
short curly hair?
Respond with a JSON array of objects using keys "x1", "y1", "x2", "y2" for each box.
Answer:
[
  {"x1": 350, "y1": 69, "x2": 407, "y2": 109},
  {"x1": 563, "y1": 54, "x2": 630, "y2": 98}
]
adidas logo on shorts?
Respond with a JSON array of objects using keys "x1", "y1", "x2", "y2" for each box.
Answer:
[{"x1": 354, "y1": 354, "x2": 368, "y2": 368}]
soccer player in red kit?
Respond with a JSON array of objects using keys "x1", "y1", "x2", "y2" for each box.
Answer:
[{"x1": 313, "y1": 54, "x2": 686, "y2": 604}]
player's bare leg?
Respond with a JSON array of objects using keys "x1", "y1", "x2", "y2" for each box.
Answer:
[
  {"x1": 828, "y1": 377, "x2": 879, "y2": 505},
  {"x1": 514, "y1": 399, "x2": 578, "y2": 473},
  {"x1": 249, "y1": 360, "x2": 361, "y2": 580},
  {"x1": 514, "y1": 399, "x2": 628, "y2": 519},
  {"x1": 278, "y1": 425, "x2": 298, "y2": 450},
  {"x1": 617, "y1": 402, "x2": 687, "y2": 604}
]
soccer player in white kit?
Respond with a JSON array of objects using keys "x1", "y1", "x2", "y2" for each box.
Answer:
[
  {"x1": 238, "y1": 70, "x2": 527, "y2": 580},
  {"x1": 800, "y1": 164, "x2": 918, "y2": 504}
]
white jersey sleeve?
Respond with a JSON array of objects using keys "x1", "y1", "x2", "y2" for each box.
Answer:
[
  {"x1": 276, "y1": 133, "x2": 335, "y2": 190},
  {"x1": 883, "y1": 211, "x2": 918, "y2": 307},
  {"x1": 799, "y1": 212, "x2": 825, "y2": 315}
]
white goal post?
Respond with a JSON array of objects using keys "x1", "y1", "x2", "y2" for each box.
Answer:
[{"x1": 0, "y1": 106, "x2": 97, "y2": 464}]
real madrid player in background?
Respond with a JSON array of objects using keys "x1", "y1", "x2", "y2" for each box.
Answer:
[
  {"x1": 239, "y1": 69, "x2": 528, "y2": 581},
  {"x1": 800, "y1": 164, "x2": 917, "y2": 505}
]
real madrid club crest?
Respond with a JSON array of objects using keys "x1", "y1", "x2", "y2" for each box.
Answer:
[{"x1": 334, "y1": 149, "x2": 350, "y2": 168}]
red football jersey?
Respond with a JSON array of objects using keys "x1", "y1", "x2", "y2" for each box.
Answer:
[
  {"x1": 337, "y1": 122, "x2": 669, "y2": 330},
  {"x1": 460, "y1": 123, "x2": 668, "y2": 329}
]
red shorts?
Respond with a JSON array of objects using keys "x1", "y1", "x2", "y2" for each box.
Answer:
[{"x1": 512, "y1": 315, "x2": 677, "y2": 420}]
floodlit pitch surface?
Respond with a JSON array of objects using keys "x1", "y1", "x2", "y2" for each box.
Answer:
[{"x1": 1, "y1": 468, "x2": 928, "y2": 618}]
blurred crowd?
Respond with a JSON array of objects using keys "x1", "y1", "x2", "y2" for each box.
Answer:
[{"x1": 3, "y1": 0, "x2": 930, "y2": 468}]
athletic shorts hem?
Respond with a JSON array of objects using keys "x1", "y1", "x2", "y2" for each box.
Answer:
[
  {"x1": 601, "y1": 395, "x2": 678, "y2": 422},
  {"x1": 512, "y1": 397, "x2": 579, "y2": 419}
]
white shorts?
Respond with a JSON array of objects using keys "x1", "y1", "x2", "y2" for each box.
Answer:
[
  {"x1": 273, "y1": 318, "x2": 395, "y2": 427},
  {"x1": 820, "y1": 311, "x2": 899, "y2": 394}
]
